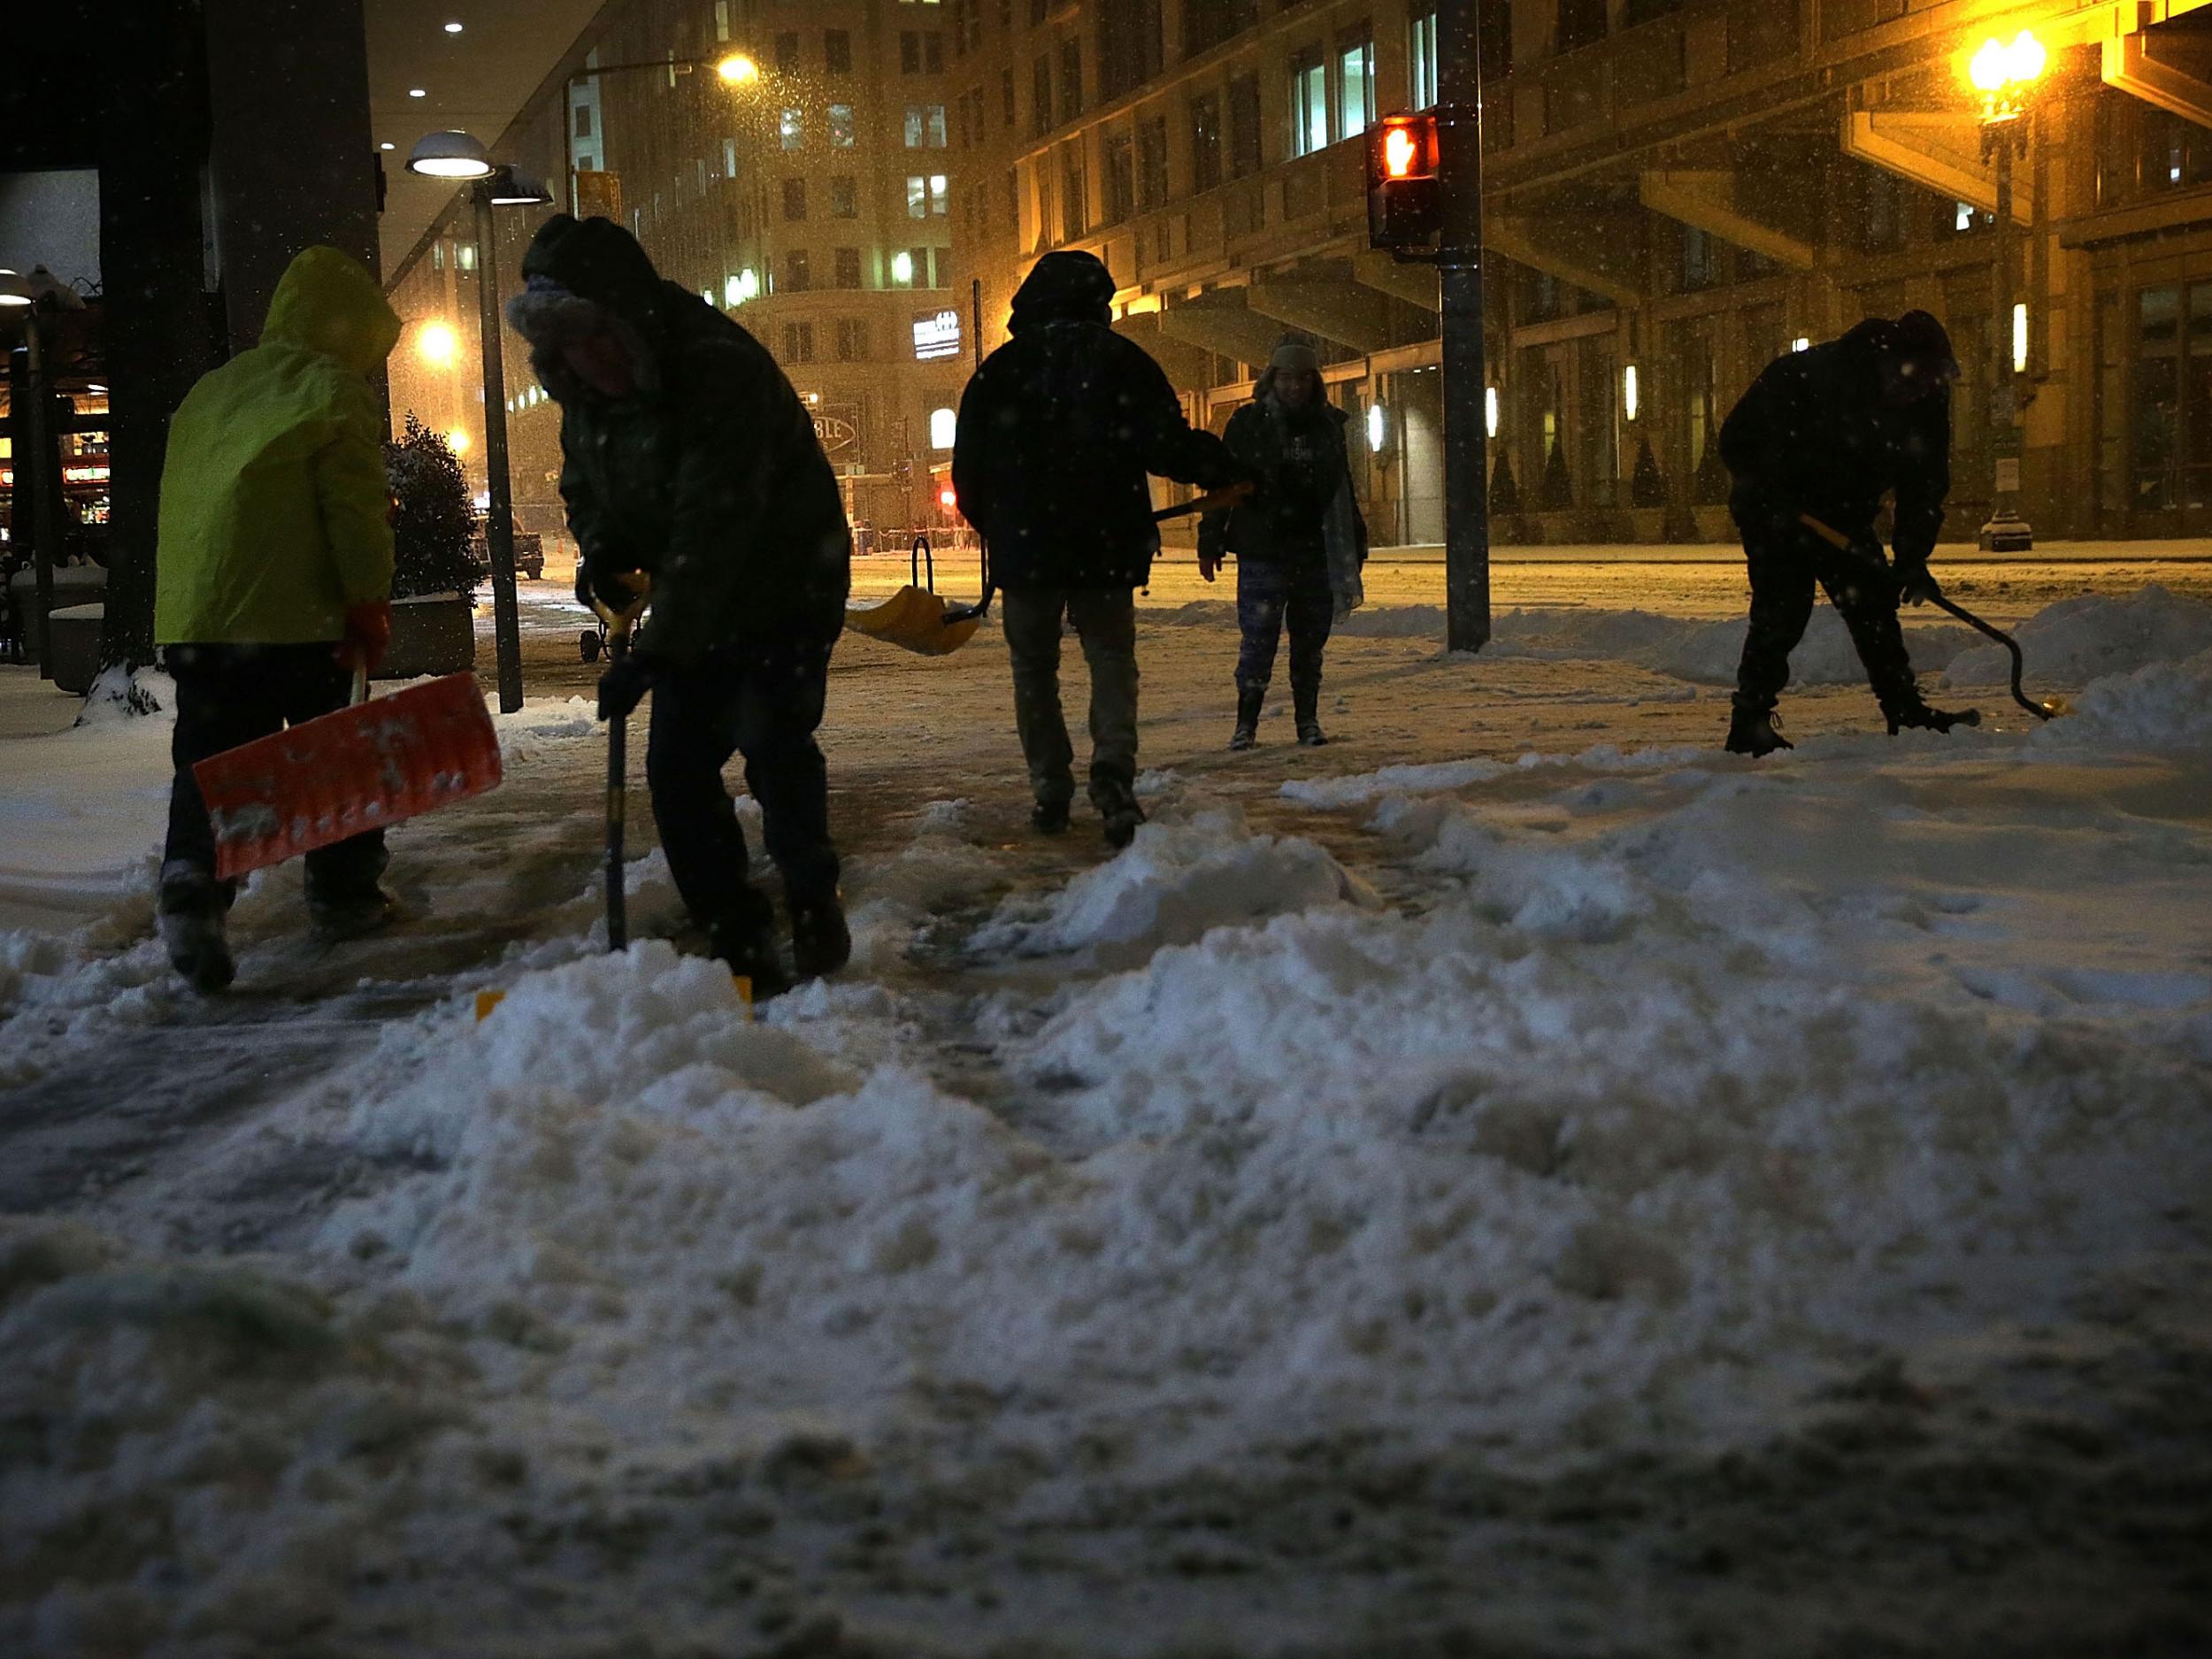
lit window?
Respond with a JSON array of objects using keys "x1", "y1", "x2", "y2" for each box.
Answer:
[
  {"x1": 1338, "y1": 36, "x2": 1374, "y2": 140},
  {"x1": 929, "y1": 406, "x2": 957, "y2": 449},
  {"x1": 830, "y1": 104, "x2": 856, "y2": 148},
  {"x1": 1289, "y1": 53, "x2": 1327, "y2": 157},
  {"x1": 1409, "y1": 12, "x2": 1439, "y2": 110},
  {"x1": 781, "y1": 108, "x2": 804, "y2": 150},
  {"x1": 905, "y1": 104, "x2": 948, "y2": 148}
]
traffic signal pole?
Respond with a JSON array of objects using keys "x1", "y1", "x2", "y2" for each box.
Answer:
[{"x1": 1437, "y1": 0, "x2": 1490, "y2": 652}]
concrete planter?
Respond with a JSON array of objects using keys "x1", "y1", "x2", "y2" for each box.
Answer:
[
  {"x1": 1626, "y1": 508, "x2": 1668, "y2": 543},
  {"x1": 47, "y1": 603, "x2": 104, "y2": 695},
  {"x1": 1693, "y1": 505, "x2": 1736, "y2": 545},
  {"x1": 376, "y1": 593, "x2": 477, "y2": 680},
  {"x1": 7, "y1": 565, "x2": 106, "y2": 664}
]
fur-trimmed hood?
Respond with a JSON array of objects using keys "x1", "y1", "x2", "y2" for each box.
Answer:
[{"x1": 504, "y1": 214, "x2": 670, "y2": 403}]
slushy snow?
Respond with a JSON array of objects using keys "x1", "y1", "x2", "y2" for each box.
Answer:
[{"x1": 3, "y1": 588, "x2": 2208, "y2": 1655}]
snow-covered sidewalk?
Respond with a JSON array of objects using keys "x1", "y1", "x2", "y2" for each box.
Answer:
[{"x1": 3, "y1": 587, "x2": 2208, "y2": 1656}]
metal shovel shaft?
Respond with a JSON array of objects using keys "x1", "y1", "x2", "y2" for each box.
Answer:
[
  {"x1": 1928, "y1": 593, "x2": 2056, "y2": 720},
  {"x1": 592, "y1": 575, "x2": 653, "y2": 950}
]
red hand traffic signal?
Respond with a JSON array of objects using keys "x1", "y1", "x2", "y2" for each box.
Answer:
[{"x1": 1367, "y1": 111, "x2": 1442, "y2": 254}]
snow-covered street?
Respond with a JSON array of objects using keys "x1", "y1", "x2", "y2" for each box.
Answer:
[{"x1": 3, "y1": 564, "x2": 2209, "y2": 1656}]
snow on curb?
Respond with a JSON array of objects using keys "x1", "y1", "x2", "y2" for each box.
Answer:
[{"x1": 1943, "y1": 583, "x2": 2212, "y2": 689}]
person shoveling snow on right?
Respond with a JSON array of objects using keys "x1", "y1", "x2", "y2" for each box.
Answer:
[{"x1": 1719, "y1": 311, "x2": 1978, "y2": 756}]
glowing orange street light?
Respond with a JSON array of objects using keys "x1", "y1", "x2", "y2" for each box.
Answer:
[
  {"x1": 1968, "y1": 28, "x2": 2046, "y2": 124},
  {"x1": 417, "y1": 320, "x2": 459, "y2": 368},
  {"x1": 717, "y1": 52, "x2": 759, "y2": 85}
]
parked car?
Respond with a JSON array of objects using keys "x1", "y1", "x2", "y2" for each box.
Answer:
[{"x1": 467, "y1": 523, "x2": 545, "y2": 580}]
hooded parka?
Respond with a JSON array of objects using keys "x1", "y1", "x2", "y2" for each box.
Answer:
[
  {"x1": 155, "y1": 247, "x2": 401, "y2": 645},
  {"x1": 951, "y1": 252, "x2": 1241, "y2": 592},
  {"x1": 1718, "y1": 315, "x2": 1952, "y2": 561},
  {"x1": 508, "y1": 215, "x2": 850, "y2": 668}
]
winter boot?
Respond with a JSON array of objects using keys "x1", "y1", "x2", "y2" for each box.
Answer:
[
  {"x1": 308, "y1": 886, "x2": 400, "y2": 940},
  {"x1": 1724, "y1": 702, "x2": 1793, "y2": 757},
  {"x1": 1094, "y1": 781, "x2": 1146, "y2": 851},
  {"x1": 1227, "y1": 687, "x2": 1263, "y2": 751},
  {"x1": 788, "y1": 887, "x2": 852, "y2": 981},
  {"x1": 1292, "y1": 683, "x2": 1328, "y2": 748},
  {"x1": 1031, "y1": 798, "x2": 1071, "y2": 835},
  {"x1": 157, "y1": 863, "x2": 234, "y2": 993},
  {"x1": 1885, "y1": 699, "x2": 1980, "y2": 736},
  {"x1": 709, "y1": 899, "x2": 790, "y2": 1000}
]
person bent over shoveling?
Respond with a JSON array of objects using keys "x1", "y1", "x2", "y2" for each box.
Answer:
[
  {"x1": 508, "y1": 215, "x2": 852, "y2": 994},
  {"x1": 153, "y1": 247, "x2": 403, "y2": 992},
  {"x1": 950, "y1": 250, "x2": 1248, "y2": 847},
  {"x1": 1718, "y1": 310, "x2": 1976, "y2": 757}
]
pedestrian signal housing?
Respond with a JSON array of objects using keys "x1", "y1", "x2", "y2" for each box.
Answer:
[{"x1": 1367, "y1": 112, "x2": 1441, "y2": 254}]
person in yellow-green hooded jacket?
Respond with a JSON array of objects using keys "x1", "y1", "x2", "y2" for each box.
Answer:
[{"x1": 153, "y1": 245, "x2": 403, "y2": 992}]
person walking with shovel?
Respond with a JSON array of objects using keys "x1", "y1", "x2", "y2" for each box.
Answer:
[
  {"x1": 1718, "y1": 311, "x2": 1978, "y2": 756},
  {"x1": 507, "y1": 216, "x2": 852, "y2": 993},
  {"x1": 152, "y1": 246, "x2": 403, "y2": 992},
  {"x1": 951, "y1": 251, "x2": 1249, "y2": 848}
]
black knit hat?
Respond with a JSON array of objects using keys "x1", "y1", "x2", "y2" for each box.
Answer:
[{"x1": 1888, "y1": 310, "x2": 1960, "y2": 381}]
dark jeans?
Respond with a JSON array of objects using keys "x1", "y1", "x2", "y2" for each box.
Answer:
[
  {"x1": 1235, "y1": 556, "x2": 1333, "y2": 702},
  {"x1": 645, "y1": 637, "x2": 840, "y2": 930},
  {"x1": 161, "y1": 642, "x2": 388, "y2": 911},
  {"x1": 1732, "y1": 518, "x2": 1917, "y2": 717},
  {"x1": 1000, "y1": 585, "x2": 1140, "y2": 810}
]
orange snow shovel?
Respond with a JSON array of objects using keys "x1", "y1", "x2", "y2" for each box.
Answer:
[
  {"x1": 195, "y1": 670, "x2": 503, "y2": 883},
  {"x1": 1798, "y1": 513, "x2": 2062, "y2": 720}
]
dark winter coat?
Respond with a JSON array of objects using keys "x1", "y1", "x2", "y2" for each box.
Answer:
[
  {"x1": 1197, "y1": 388, "x2": 1369, "y2": 570},
  {"x1": 1718, "y1": 317, "x2": 1950, "y2": 563},
  {"x1": 513, "y1": 216, "x2": 849, "y2": 667},
  {"x1": 951, "y1": 252, "x2": 1242, "y2": 593}
]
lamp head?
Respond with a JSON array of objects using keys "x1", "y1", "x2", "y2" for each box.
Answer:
[
  {"x1": 407, "y1": 130, "x2": 495, "y2": 180},
  {"x1": 487, "y1": 165, "x2": 555, "y2": 206}
]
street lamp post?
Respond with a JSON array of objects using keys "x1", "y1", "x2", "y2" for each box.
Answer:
[
  {"x1": 408, "y1": 134, "x2": 551, "y2": 715},
  {"x1": 1970, "y1": 30, "x2": 2046, "y2": 553},
  {"x1": 565, "y1": 52, "x2": 758, "y2": 215}
]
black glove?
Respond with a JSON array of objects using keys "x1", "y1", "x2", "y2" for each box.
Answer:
[
  {"x1": 576, "y1": 561, "x2": 646, "y2": 614},
  {"x1": 1893, "y1": 557, "x2": 1942, "y2": 607},
  {"x1": 596, "y1": 651, "x2": 660, "y2": 722}
]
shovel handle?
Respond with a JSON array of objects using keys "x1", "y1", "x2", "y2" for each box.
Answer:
[
  {"x1": 590, "y1": 572, "x2": 650, "y2": 952},
  {"x1": 1801, "y1": 515, "x2": 2054, "y2": 722},
  {"x1": 1155, "y1": 480, "x2": 1256, "y2": 524},
  {"x1": 590, "y1": 571, "x2": 654, "y2": 642},
  {"x1": 1928, "y1": 593, "x2": 2055, "y2": 720}
]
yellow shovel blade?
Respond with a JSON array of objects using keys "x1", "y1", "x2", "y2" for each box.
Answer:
[{"x1": 844, "y1": 585, "x2": 983, "y2": 657}]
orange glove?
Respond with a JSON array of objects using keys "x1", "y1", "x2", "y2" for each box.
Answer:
[{"x1": 334, "y1": 600, "x2": 394, "y2": 672}]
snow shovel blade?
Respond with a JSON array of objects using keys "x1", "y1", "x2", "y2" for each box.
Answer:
[
  {"x1": 843, "y1": 585, "x2": 982, "y2": 656},
  {"x1": 195, "y1": 672, "x2": 503, "y2": 882}
]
